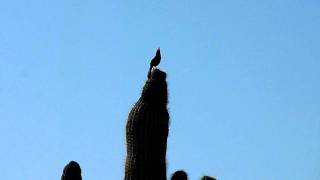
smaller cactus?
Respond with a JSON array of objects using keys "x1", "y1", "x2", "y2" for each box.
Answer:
[
  {"x1": 201, "y1": 176, "x2": 216, "y2": 180},
  {"x1": 171, "y1": 170, "x2": 188, "y2": 180},
  {"x1": 61, "y1": 161, "x2": 82, "y2": 180}
]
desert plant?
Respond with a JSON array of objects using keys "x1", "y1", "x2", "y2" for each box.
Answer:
[
  {"x1": 171, "y1": 170, "x2": 188, "y2": 180},
  {"x1": 61, "y1": 161, "x2": 82, "y2": 180},
  {"x1": 124, "y1": 68, "x2": 169, "y2": 180}
]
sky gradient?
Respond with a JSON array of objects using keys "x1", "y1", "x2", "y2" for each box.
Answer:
[{"x1": 0, "y1": 0, "x2": 319, "y2": 180}]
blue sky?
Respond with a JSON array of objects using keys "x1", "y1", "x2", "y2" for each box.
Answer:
[{"x1": 0, "y1": 0, "x2": 319, "y2": 179}]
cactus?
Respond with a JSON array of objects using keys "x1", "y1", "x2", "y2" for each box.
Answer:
[
  {"x1": 61, "y1": 161, "x2": 82, "y2": 180},
  {"x1": 171, "y1": 170, "x2": 188, "y2": 180},
  {"x1": 59, "y1": 50, "x2": 216, "y2": 180},
  {"x1": 201, "y1": 176, "x2": 216, "y2": 180},
  {"x1": 124, "y1": 68, "x2": 169, "y2": 180}
]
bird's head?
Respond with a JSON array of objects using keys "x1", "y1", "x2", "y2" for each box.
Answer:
[{"x1": 156, "y1": 47, "x2": 161, "y2": 57}]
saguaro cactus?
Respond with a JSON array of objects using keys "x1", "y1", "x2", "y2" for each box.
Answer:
[
  {"x1": 59, "y1": 51, "x2": 216, "y2": 180},
  {"x1": 171, "y1": 170, "x2": 188, "y2": 180},
  {"x1": 201, "y1": 176, "x2": 216, "y2": 180},
  {"x1": 61, "y1": 161, "x2": 82, "y2": 180},
  {"x1": 124, "y1": 68, "x2": 169, "y2": 180}
]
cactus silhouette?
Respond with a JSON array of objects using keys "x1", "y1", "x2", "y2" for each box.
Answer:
[
  {"x1": 171, "y1": 170, "x2": 188, "y2": 180},
  {"x1": 201, "y1": 176, "x2": 216, "y2": 180},
  {"x1": 124, "y1": 68, "x2": 169, "y2": 180},
  {"x1": 59, "y1": 50, "x2": 216, "y2": 180},
  {"x1": 61, "y1": 161, "x2": 82, "y2": 180}
]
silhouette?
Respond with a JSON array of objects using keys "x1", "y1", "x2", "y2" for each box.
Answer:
[
  {"x1": 201, "y1": 176, "x2": 216, "y2": 180},
  {"x1": 61, "y1": 161, "x2": 82, "y2": 180},
  {"x1": 59, "y1": 50, "x2": 216, "y2": 180},
  {"x1": 171, "y1": 170, "x2": 188, "y2": 180},
  {"x1": 147, "y1": 48, "x2": 161, "y2": 79},
  {"x1": 125, "y1": 68, "x2": 169, "y2": 180}
]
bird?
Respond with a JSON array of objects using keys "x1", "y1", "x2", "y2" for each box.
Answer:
[{"x1": 147, "y1": 48, "x2": 161, "y2": 79}]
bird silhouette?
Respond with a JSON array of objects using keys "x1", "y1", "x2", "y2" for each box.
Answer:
[{"x1": 147, "y1": 48, "x2": 161, "y2": 79}]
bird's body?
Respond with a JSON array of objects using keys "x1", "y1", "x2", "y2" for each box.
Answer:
[{"x1": 148, "y1": 48, "x2": 161, "y2": 79}]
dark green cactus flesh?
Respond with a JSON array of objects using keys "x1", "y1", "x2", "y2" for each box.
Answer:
[{"x1": 125, "y1": 68, "x2": 169, "y2": 180}]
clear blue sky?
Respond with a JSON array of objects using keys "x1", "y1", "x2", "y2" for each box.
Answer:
[{"x1": 0, "y1": 0, "x2": 319, "y2": 179}]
